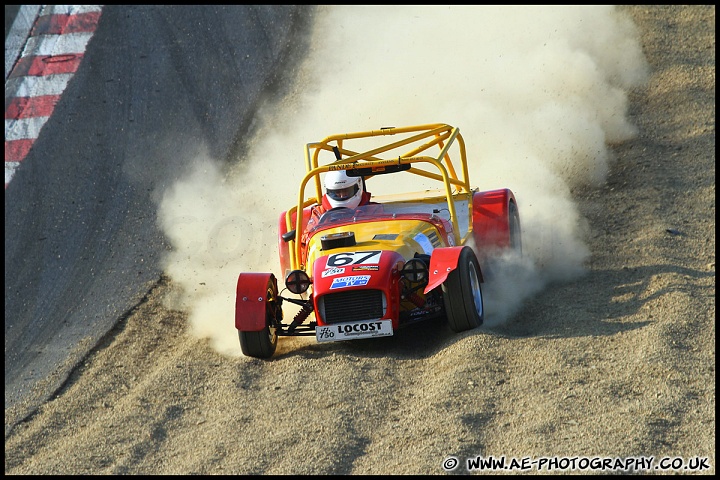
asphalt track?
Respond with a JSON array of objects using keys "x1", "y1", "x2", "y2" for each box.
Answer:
[{"x1": 5, "y1": 5, "x2": 314, "y2": 430}]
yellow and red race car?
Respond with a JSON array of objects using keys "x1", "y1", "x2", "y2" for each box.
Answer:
[{"x1": 235, "y1": 123, "x2": 521, "y2": 358}]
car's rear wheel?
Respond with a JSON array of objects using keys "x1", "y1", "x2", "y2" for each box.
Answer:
[
  {"x1": 239, "y1": 278, "x2": 279, "y2": 359},
  {"x1": 443, "y1": 246, "x2": 484, "y2": 332}
]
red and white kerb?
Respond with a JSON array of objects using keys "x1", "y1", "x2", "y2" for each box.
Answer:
[{"x1": 5, "y1": 5, "x2": 103, "y2": 188}]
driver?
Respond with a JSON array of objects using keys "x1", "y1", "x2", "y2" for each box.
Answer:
[
  {"x1": 302, "y1": 170, "x2": 377, "y2": 246},
  {"x1": 322, "y1": 169, "x2": 371, "y2": 211}
]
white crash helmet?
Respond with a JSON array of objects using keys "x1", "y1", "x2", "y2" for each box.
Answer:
[{"x1": 324, "y1": 170, "x2": 363, "y2": 209}]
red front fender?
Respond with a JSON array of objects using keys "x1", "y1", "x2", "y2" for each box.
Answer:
[
  {"x1": 424, "y1": 247, "x2": 465, "y2": 294},
  {"x1": 235, "y1": 273, "x2": 276, "y2": 331}
]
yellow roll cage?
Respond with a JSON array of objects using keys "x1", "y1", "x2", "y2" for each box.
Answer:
[{"x1": 286, "y1": 123, "x2": 473, "y2": 270}]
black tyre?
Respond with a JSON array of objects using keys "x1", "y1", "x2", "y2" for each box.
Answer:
[
  {"x1": 238, "y1": 277, "x2": 279, "y2": 359},
  {"x1": 509, "y1": 200, "x2": 522, "y2": 254},
  {"x1": 443, "y1": 246, "x2": 484, "y2": 332}
]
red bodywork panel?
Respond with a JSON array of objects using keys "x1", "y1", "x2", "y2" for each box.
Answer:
[
  {"x1": 235, "y1": 272, "x2": 274, "y2": 331},
  {"x1": 472, "y1": 188, "x2": 515, "y2": 250},
  {"x1": 424, "y1": 246, "x2": 465, "y2": 294},
  {"x1": 312, "y1": 249, "x2": 403, "y2": 328}
]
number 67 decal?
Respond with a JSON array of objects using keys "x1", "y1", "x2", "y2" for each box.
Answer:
[{"x1": 326, "y1": 251, "x2": 381, "y2": 267}]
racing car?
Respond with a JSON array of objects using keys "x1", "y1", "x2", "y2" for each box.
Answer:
[{"x1": 235, "y1": 123, "x2": 521, "y2": 358}]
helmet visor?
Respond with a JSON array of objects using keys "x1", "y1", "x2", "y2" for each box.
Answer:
[{"x1": 327, "y1": 184, "x2": 359, "y2": 202}]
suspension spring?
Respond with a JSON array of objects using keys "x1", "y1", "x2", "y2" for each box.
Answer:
[
  {"x1": 404, "y1": 291, "x2": 425, "y2": 308},
  {"x1": 288, "y1": 301, "x2": 314, "y2": 332}
]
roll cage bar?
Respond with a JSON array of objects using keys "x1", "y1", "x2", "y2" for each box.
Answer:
[{"x1": 285, "y1": 123, "x2": 472, "y2": 270}]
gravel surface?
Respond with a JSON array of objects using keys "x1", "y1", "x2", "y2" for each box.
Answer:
[{"x1": 4, "y1": 5, "x2": 714, "y2": 475}]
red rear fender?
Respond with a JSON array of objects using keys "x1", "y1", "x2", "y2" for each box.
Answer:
[{"x1": 472, "y1": 188, "x2": 515, "y2": 250}]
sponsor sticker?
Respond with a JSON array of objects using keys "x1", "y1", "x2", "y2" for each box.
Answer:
[
  {"x1": 316, "y1": 319, "x2": 393, "y2": 342},
  {"x1": 326, "y1": 251, "x2": 381, "y2": 267},
  {"x1": 330, "y1": 275, "x2": 371, "y2": 289},
  {"x1": 447, "y1": 234, "x2": 455, "y2": 246},
  {"x1": 352, "y1": 265, "x2": 379, "y2": 271},
  {"x1": 414, "y1": 233, "x2": 434, "y2": 254},
  {"x1": 321, "y1": 267, "x2": 345, "y2": 278}
]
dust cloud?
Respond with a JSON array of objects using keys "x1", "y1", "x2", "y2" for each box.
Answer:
[{"x1": 157, "y1": 6, "x2": 648, "y2": 353}]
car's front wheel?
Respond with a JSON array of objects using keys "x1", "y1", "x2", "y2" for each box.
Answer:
[{"x1": 443, "y1": 246, "x2": 484, "y2": 332}]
